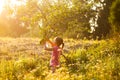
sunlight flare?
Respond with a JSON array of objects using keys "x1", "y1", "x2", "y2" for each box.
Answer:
[
  {"x1": 10, "y1": 0, "x2": 26, "y2": 7},
  {"x1": 0, "y1": 0, "x2": 5, "y2": 13},
  {"x1": 0, "y1": 0, "x2": 26, "y2": 13}
]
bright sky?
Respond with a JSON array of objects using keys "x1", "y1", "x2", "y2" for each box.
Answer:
[
  {"x1": 0, "y1": 0, "x2": 26, "y2": 13},
  {"x1": 0, "y1": 0, "x2": 4, "y2": 13},
  {"x1": 0, "y1": 0, "x2": 72, "y2": 13}
]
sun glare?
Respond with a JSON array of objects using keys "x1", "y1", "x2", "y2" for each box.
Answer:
[
  {"x1": 0, "y1": 0, "x2": 5, "y2": 13},
  {"x1": 9, "y1": 0, "x2": 26, "y2": 8},
  {"x1": 10, "y1": 0, "x2": 23, "y2": 6},
  {"x1": 0, "y1": 0, "x2": 26, "y2": 13}
]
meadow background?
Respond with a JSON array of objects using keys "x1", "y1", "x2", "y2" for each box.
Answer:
[{"x1": 0, "y1": 0, "x2": 120, "y2": 80}]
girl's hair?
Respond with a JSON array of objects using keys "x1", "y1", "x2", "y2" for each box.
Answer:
[{"x1": 55, "y1": 37, "x2": 64, "y2": 48}]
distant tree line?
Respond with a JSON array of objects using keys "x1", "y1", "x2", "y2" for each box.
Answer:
[{"x1": 0, "y1": 0, "x2": 119, "y2": 39}]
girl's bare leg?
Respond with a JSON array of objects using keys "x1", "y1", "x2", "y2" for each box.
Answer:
[{"x1": 51, "y1": 66, "x2": 56, "y2": 73}]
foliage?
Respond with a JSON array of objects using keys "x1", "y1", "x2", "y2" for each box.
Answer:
[
  {"x1": 0, "y1": 0, "x2": 95, "y2": 38},
  {"x1": 109, "y1": 0, "x2": 120, "y2": 32},
  {"x1": 44, "y1": 0, "x2": 93, "y2": 38},
  {"x1": 0, "y1": 0, "x2": 117, "y2": 39},
  {"x1": 0, "y1": 2, "x2": 29, "y2": 37},
  {"x1": 0, "y1": 0, "x2": 119, "y2": 39},
  {"x1": 0, "y1": 38, "x2": 120, "y2": 80},
  {"x1": 91, "y1": 0, "x2": 114, "y2": 39}
]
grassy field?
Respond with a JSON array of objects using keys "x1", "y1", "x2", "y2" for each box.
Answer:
[{"x1": 0, "y1": 38, "x2": 120, "y2": 80}]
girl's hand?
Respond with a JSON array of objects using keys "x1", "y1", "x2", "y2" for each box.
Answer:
[{"x1": 44, "y1": 43, "x2": 53, "y2": 51}]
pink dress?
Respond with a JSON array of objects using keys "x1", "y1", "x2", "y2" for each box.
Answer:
[{"x1": 50, "y1": 46, "x2": 61, "y2": 67}]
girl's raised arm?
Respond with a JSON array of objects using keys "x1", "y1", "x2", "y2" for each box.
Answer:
[{"x1": 47, "y1": 39, "x2": 56, "y2": 47}]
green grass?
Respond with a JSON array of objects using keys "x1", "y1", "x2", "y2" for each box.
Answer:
[{"x1": 0, "y1": 38, "x2": 120, "y2": 80}]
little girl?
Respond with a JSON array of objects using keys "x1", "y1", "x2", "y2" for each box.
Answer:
[{"x1": 44, "y1": 37, "x2": 64, "y2": 73}]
